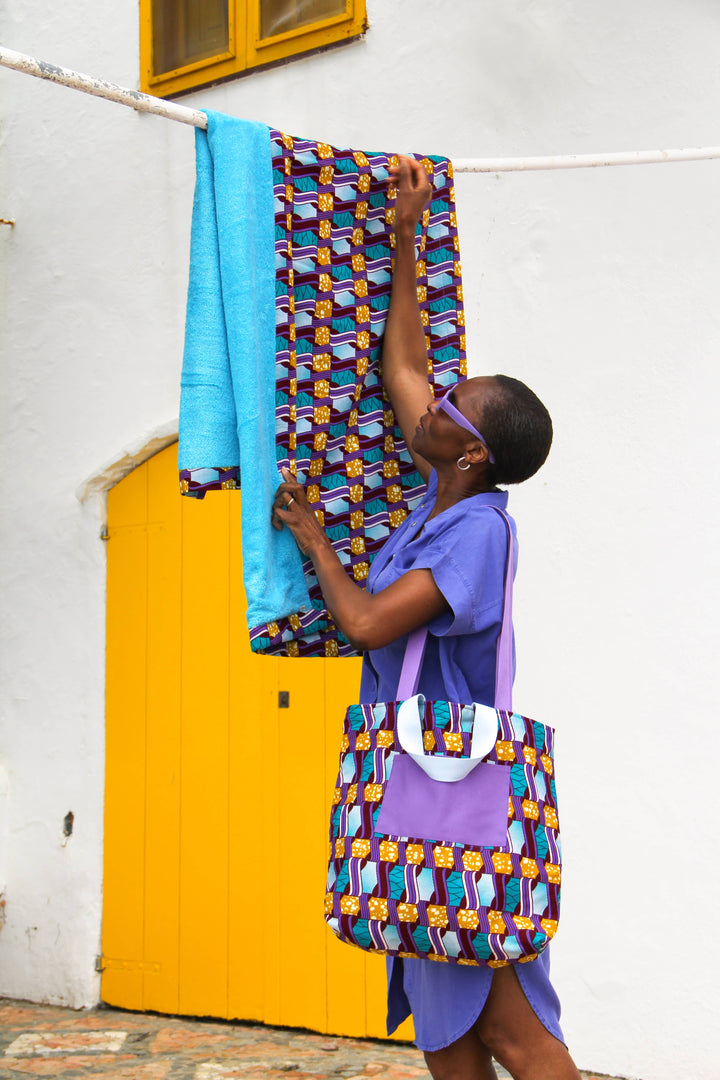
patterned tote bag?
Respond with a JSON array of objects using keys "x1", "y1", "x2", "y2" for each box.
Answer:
[{"x1": 324, "y1": 509, "x2": 562, "y2": 967}]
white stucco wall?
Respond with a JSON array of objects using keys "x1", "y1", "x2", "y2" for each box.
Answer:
[{"x1": 1, "y1": 2, "x2": 719, "y2": 1077}]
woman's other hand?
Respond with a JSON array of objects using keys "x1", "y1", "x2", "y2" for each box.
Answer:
[
  {"x1": 272, "y1": 474, "x2": 448, "y2": 652},
  {"x1": 271, "y1": 467, "x2": 330, "y2": 557},
  {"x1": 388, "y1": 155, "x2": 432, "y2": 235}
]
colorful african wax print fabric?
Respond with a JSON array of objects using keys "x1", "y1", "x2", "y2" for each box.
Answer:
[
  {"x1": 325, "y1": 702, "x2": 561, "y2": 965},
  {"x1": 179, "y1": 119, "x2": 466, "y2": 657}
]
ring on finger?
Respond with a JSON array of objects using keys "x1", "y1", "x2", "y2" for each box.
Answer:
[{"x1": 285, "y1": 496, "x2": 296, "y2": 508}]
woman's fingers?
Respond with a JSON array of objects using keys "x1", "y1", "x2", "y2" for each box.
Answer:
[
  {"x1": 272, "y1": 487, "x2": 298, "y2": 514},
  {"x1": 388, "y1": 156, "x2": 432, "y2": 233},
  {"x1": 403, "y1": 157, "x2": 422, "y2": 186},
  {"x1": 271, "y1": 480, "x2": 293, "y2": 528},
  {"x1": 389, "y1": 156, "x2": 429, "y2": 188},
  {"x1": 270, "y1": 472, "x2": 327, "y2": 557},
  {"x1": 272, "y1": 468, "x2": 311, "y2": 529},
  {"x1": 388, "y1": 155, "x2": 430, "y2": 187},
  {"x1": 271, "y1": 492, "x2": 288, "y2": 529},
  {"x1": 280, "y1": 466, "x2": 301, "y2": 492}
]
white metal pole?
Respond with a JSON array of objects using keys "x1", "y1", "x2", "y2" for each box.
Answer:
[
  {"x1": 453, "y1": 147, "x2": 720, "y2": 172},
  {"x1": 2, "y1": 45, "x2": 720, "y2": 172},
  {"x1": 0, "y1": 45, "x2": 208, "y2": 129}
]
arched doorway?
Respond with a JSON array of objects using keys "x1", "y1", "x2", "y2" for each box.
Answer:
[{"x1": 102, "y1": 442, "x2": 413, "y2": 1039}]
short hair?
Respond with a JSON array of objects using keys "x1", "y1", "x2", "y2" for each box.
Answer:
[{"x1": 476, "y1": 375, "x2": 553, "y2": 485}]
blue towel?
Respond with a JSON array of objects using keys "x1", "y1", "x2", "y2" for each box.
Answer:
[{"x1": 178, "y1": 110, "x2": 311, "y2": 627}]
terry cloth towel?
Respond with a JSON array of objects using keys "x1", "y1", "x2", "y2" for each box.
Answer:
[{"x1": 178, "y1": 110, "x2": 466, "y2": 657}]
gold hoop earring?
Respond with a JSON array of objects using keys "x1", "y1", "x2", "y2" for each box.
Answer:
[{"x1": 457, "y1": 456, "x2": 472, "y2": 471}]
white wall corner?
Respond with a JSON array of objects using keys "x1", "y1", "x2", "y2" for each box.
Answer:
[{"x1": 75, "y1": 420, "x2": 179, "y2": 503}]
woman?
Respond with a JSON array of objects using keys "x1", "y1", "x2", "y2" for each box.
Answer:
[{"x1": 272, "y1": 157, "x2": 581, "y2": 1080}]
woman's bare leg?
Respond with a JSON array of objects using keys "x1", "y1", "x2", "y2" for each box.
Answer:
[
  {"x1": 474, "y1": 966, "x2": 582, "y2": 1080},
  {"x1": 423, "y1": 1023, "x2": 498, "y2": 1080}
]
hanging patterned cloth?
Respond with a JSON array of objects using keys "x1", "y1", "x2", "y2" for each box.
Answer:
[{"x1": 178, "y1": 111, "x2": 466, "y2": 657}]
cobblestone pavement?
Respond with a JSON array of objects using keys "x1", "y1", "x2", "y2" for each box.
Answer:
[{"x1": 0, "y1": 999, "x2": 621, "y2": 1080}]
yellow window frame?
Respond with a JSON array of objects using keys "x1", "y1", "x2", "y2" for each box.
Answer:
[{"x1": 140, "y1": 0, "x2": 367, "y2": 97}]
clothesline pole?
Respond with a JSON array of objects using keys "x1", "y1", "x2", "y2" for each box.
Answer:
[
  {"x1": 452, "y1": 147, "x2": 720, "y2": 171},
  {"x1": 0, "y1": 45, "x2": 208, "y2": 129},
  {"x1": 3, "y1": 44, "x2": 720, "y2": 172}
]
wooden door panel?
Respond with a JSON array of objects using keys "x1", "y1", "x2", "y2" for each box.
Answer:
[
  {"x1": 103, "y1": 443, "x2": 413, "y2": 1041},
  {"x1": 103, "y1": 463, "x2": 148, "y2": 1008}
]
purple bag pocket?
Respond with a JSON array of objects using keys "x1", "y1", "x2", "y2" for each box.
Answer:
[{"x1": 375, "y1": 754, "x2": 510, "y2": 848}]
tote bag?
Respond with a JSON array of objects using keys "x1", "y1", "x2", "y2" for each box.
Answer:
[{"x1": 324, "y1": 508, "x2": 561, "y2": 967}]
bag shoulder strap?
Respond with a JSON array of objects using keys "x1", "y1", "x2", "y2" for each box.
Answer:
[
  {"x1": 395, "y1": 506, "x2": 515, "y2": 711},
  {"x1": 396, "y1": 626, "x2": 428, "y2": 700},
  {"x1": 487, "y1": 506, "x2": 514, "y2": 712}
]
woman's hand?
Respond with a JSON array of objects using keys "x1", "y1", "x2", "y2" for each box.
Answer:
[
  {"x1": 388, "y1": 155, "x2": 432, "y2": 236},
  {"x1": 272, "y1": 476, "x2": 449, "y2": 652},
  {"x1": 271, "y1": 467, "x2": 330, "y2": 557}
]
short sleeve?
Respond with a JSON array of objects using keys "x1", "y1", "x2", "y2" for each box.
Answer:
[{"x1": 411, "y1": 506, "x2": 513, "y2": 638}]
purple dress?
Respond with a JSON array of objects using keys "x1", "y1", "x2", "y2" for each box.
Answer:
[{"x1": 360, "y1": 470, "x2": 564, "y2": 1052}]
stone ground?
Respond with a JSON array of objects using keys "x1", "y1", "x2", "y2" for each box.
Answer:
[{"x1": 0, "y1": 999, "x2": 622, "y2": 1080}]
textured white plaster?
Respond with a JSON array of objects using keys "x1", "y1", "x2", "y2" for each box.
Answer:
[
  {"x1": 1, "y1": 1, "x2": 719, "y2": 1076},
  {"x1": 0, "y1": 763, "x2": 8, "y2": 897}
]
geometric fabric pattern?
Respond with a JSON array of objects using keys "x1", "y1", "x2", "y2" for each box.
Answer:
[
  {"x1": 325, "y1": 700, "x2": 561, "y2": 966},
  {"x1": 179, "y1": 465, "x2": 239, "y2": 497},
  {"x1": 254, "y1": 132, "x2": 466, "y2": 656},
  {"x1": 180, "y1": 129, "x2": 466, "y2": 657}
]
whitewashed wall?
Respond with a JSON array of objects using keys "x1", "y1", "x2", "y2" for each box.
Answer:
[{"x1": 1, "y1": 2, "x2": 718, "y2": 1077}]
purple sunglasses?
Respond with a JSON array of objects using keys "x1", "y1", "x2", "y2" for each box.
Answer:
[{"x1": 436, "y1": 387, "x2": 496, "y2": 464}]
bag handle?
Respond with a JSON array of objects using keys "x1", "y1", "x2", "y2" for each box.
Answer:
[
  {"x1": 395, "y1": 694, "x2": 499, "y2": 781},
  {"x1": 395, "y1": 506, "x2": 515, "y2": 712}
]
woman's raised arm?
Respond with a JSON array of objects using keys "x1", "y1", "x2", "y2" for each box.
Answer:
[{"x1": 382, "y1": 157, "x2": 434, "y2": 482}]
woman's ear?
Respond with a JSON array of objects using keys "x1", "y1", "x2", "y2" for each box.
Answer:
[{"x1": 464, "y1": 441, "x2": 490, "y2": 466}]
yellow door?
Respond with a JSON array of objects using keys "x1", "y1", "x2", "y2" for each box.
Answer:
[{"x1": 102, "y1": 442, "x2": 413, "y2": 1039}]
